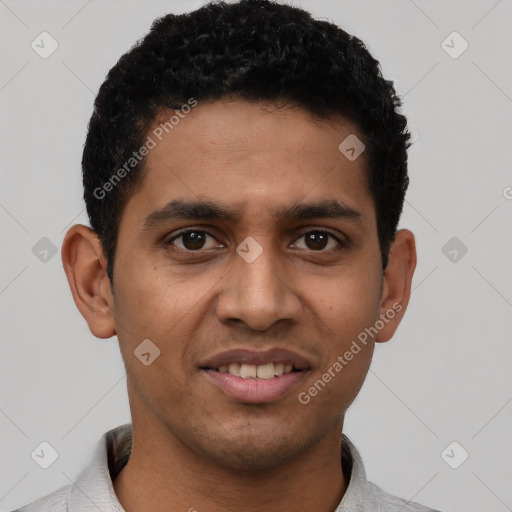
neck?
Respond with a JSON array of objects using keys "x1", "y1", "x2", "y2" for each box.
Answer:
[{"x1": 113, "y1": 417, "x2": 348, "y2": 512}]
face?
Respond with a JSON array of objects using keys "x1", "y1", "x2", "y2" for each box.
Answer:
[{"x1": 88, "y1": 100, "x2": 403, "y2": 470}]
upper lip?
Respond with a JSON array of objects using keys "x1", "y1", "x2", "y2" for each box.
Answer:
[{"x1": 200, "y1": 348, "x2": 311, "y2": 371}]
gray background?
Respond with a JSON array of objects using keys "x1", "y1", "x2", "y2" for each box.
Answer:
[{"x1": 1, "y1": 1, "x2": 511, "y2": 511}]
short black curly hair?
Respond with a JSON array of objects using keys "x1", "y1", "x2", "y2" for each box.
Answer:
[{"x1": 82, "y1": 0, "x2": 411, "y2": 283}]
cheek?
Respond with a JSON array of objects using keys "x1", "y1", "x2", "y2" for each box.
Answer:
[
  {"x1": 308, "y1": 265, "x2": 382, "y2": 339},
  {"x1": 112, "y1": 258, "x2": 224, "y2": 353},
  {"x1": 115, "y1": 257, "x2": 182, "y2": 322},
  {"x1": 302, "y1": 259, "x2": 381, "y2": 399},
  {"x1": 111, "y1": 265, "x2": 201, "y2": 408}
]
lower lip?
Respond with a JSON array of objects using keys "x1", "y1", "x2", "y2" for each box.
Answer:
[{"x1": 202, "y1": 369, "x2": 308, "y2": 403}]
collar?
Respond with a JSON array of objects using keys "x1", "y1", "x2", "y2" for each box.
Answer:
[{"x1": 66, "y1": 423, "x2": 378, "y2": 512}]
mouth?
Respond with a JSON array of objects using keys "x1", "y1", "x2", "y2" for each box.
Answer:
[
  {"x1": 210, "y1": 362, "x2": 302, "y2": 379},
  {"x1": 199, "y1": 349, "x2": 311, "y2": 403}
]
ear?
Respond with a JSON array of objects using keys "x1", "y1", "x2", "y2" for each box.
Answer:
[
  {"x1": 375, "y1": 229, "x2": 416, "y2": 343},
  {"x1": 61, "y1": 224, "x2": 116, "y2": 339}
]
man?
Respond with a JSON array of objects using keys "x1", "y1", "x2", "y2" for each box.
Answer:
[{"x1": 15, "y1": 0, "x2": 441, "y2": 510}]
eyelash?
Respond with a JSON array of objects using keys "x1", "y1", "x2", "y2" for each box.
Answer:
[{"x1": 166, "y1": 228, "x2": 347, "y2": 253}]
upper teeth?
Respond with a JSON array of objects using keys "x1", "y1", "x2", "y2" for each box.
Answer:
[{"x1": 217, "y1": 362, "x2": 294, "y2": 379}]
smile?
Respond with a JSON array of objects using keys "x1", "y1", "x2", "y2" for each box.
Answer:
[
  {"x1": 215, "y1": 362, "x2": 296, "y2": 379},
  {"x1": 200, "y1": 348, "x2": 311, "y2": 403}
]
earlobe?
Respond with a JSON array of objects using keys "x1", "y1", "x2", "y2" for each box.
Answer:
[
  {"x1": 61, "y1": 224, "x2": 116, "y2": 339},
  {"x1": 375, "y1": 229, "x2": 417, "y2": 343}
]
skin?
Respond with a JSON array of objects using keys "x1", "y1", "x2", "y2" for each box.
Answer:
[{"x1": 62, "y1": 100, "x2": 416, "y2": 512}]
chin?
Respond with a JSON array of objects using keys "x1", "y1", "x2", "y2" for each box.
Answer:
[
  {"x1": 206, "y1": 443, "x2": 300, "y2": 471},
  {"x1": 189, "y1": 424, "x2": 319, "y2": 471}
]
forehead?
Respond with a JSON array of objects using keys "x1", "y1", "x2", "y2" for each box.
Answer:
[{"x1": 123, "y1": 100, "x2": 374, "y2": 228}]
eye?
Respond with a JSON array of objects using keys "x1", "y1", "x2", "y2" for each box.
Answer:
[
  {"x1": 166, "y1": 228, "x2": 346, "y2": 253},
  {"x1": 292, "y1": 230, "x2": 345, "y2": 251},
  {"x1": 167, "y1": 230, "x2": 221, "y2": 251}
]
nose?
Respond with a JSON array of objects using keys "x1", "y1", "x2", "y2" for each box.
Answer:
[{"x1": 215, "y1": 244, "x2": 302, "y2": 331}]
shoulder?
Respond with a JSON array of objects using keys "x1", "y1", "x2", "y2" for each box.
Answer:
[
  {"x1": 10, "y1": 424, "x2": 132, "y2": 512},
  {"x1": 340, "y1": 434, "x2": 442, "y2": 512},
  {"x1": 368, "y1": 481, "x2": 442, "y2": 512},
  {"x1": 10, "y1": 484, "x2": 70, "y2": 512}
]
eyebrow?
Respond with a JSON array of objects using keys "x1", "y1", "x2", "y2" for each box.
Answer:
[{"x1": 143, "y1": 198, "x2": 363, "y2": 229}]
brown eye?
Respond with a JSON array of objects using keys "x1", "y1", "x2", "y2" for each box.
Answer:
[
  {"x1": 168, "y1": 230, "x2": 218, "y2": 251},
  {"x1": 293, "y1": 230, "x2": 344, "y2": 251},
  {"x1": 305, "y1": 232, "x2": 328, "y2": 250}
]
